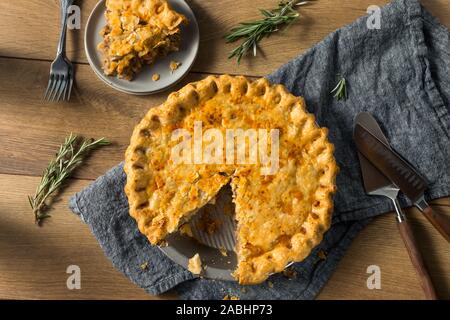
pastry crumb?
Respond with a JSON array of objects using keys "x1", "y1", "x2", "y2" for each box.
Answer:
[
  {"x1": 198, "y1": 211, "x2": 221, "y2": 235},
  {"x1": 223, "y1": 295, "x2": 239, "y2": 300},
  {"x1": 180, "y1": 223, "x2": 193, "y2": 238},
  {"x1": 268, "y1": 281, "x2": 274, "y2": 288},
  {"x1": 282, "y1": 267, "x2": 297, "y2": 279},
  {"x1": 152, "y1": 73, "x2": 160, "y2": 81},
  {"x1": 140, "y1": 262, "x2": 149, "y2": 270},
  {"x1": 219, "y1": 247, "x2": 228, "y2": 257},
  {"x1": 188, "y1": 253, "x2": 202, "y2": 275},
  {"x1": 240, "y1": 287, "x2": 247, "y2": 293},
  {"x1": 318, "y1": 250, "x2": 327, "y2": 260},
  {"x1": 158, "y1": 240, "x2": 168, "y2": 247},
  {"x1": 170, "y1": 60, "x2": 181, "y2": 72}
]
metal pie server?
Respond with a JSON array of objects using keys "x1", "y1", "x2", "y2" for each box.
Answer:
[
  {"x1": 354, "y1": 112, "x2": 437, "y2": 300},
  {"x1": 354, "y1": 114, "x2": 450, "y2": 243}
]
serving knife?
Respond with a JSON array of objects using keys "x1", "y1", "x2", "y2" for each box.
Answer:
[
  {"x1": 354, "y1": 113, "x2": 437, "y2": 300},
  {"x1": 354, "y1": 115, "x2": 450, "y2": 243}
]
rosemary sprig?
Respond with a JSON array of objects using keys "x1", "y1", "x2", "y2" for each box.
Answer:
[
  {"x1": 28, "y1": 134, "x2": 110, "y2": 224},
  {"x1": 225, "y1": 1, "x2": 310, "y2": 63},
  {"x1": 331, "y1": 77, "x2": 347, "y2": 101}
]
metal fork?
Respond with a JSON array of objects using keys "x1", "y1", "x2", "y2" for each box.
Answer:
[{"x1": 44, "y1": 0, "x2": 75, "y2": 102}]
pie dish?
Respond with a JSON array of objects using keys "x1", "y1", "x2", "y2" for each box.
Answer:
[
  {"x1": 124, "y1": 75, "x2": 338, "y2": 284},
  {"x1": 98, "y1": 0, "x2": 187, "y2": 80}
]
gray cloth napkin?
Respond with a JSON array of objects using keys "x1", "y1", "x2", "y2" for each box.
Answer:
[{"x1": 69, "y1": 0, "x2": 450, "y2": 299}]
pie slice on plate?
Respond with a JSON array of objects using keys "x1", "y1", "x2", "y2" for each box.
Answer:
[
  {"x1": 98, "y1": 0, "x2": 188, "y2": 80},
  {"x1": 124, "y1": 75, "x2": 338, "y2": 284}
]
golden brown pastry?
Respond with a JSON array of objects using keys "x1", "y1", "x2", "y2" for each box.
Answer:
[{"x1": 124, "y1": 75, "x2": 338, "y2": 284}]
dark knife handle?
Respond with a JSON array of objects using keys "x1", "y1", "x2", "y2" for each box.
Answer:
[
  {"x1": 422, "y1": 206, "x2": 450, "y2": 243},
  {"x1": 397, "y1": 219, "x2": 438, "y2": 300}
]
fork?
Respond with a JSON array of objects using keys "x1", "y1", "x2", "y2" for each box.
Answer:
[{"x1": 44, "y1": 0, "x2": 75, "y2": 102}]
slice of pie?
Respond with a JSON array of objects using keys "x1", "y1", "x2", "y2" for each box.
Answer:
[
  {"x1": 124, "y1": 75, "x2": 338, "y2": 284},
  {"x1": 98, "y1": 0, "x2": 187, "y2": 80}
]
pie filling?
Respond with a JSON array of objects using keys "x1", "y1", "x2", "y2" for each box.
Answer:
[
  {"x1": 124, "y1": 75, "x2": 338, "y2": 284},
  {"x1": 98, "y1": 0, "x2": 188, "y2": 80}
]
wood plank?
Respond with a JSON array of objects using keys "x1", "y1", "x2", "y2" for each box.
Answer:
[
  {"x1": 433, "y1": 198, "x2": 450, "y2": 207},
  {"x1": 0, "y1": 57, "x2": 210, "y2": 180},
  {"x1": 0, "y1": 174, "x2": 170, "y2": 299},
  {"x1": 319, "y1": 205, "x2": 450, "y2": 299},
  {"x1": 0, "y1": 173, "x2": 448, "y2": 299},
  {"x1": 0, "y1": 0, "x2": 448, "y2": 77}
]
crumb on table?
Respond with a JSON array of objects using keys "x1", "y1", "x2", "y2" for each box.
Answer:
[
  {"x1": 152, "y1": 73, "x2": 160, "y2": 81},
  {"x1": 223, "y1": 294, "x2": 239, "y2": 300}
]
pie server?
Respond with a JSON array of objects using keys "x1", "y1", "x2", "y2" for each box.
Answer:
[
  {"x1": 354, "y1": 113, "x2": 450, "y2": 243},
  {"x1": 354, "y1": 112, "x2": 437, "y2": 299}
]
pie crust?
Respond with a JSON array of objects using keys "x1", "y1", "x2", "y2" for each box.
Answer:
[{"x1": 124, "y1": 75, "x2": 338, "y2": 284}]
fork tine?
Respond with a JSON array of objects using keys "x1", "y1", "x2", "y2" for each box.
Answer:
[
  {"x1": 47, "y1": 74, "x2": 59, "y2": 101},
  {"x1": 50, "y1": 75, "x2": 62, "y2": 102},
  {"x1": 62, "y1": 77, "x2": 69, "y2": 101},
  {"x1": 49, "y1": 76, "x2": 58, "y2": 102},
  {"x1": 43, "y1": 74, "x2": 54, "y2": 100},
  {"x1": 56, "y1": 75, "x2": 67, "y2": 102},
  {"x1": 66, "y1": 71, "x2": 73, "y2": 101}
]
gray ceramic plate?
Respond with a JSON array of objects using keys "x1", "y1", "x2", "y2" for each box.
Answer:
[{"x1": 84, "y1": 0, "x2": 199, "y2": 95}]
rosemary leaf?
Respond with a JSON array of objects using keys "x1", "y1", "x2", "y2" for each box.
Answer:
[
  {"x1": 29, "y1": 133, "x2": 110, "y2": 224},
  {"x1": 331, "y1": 77, "x2": 347, "y2": 101},
  {"x1": 225, "y1": 0, "x2": 311, "y2": 63}
]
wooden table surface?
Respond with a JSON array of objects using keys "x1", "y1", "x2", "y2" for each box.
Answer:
[{"x1": 0, "y1": 0, "x2": 449, "y2": 300}]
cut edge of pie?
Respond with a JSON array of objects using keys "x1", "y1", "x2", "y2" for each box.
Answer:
[{"x1": 124, "y1": 75, "x2": 338, "y2": 284}]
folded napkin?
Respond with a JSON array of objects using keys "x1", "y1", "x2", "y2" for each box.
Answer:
[{"x1": 69, "y1": 0, "x2": 450, "y2": 299}]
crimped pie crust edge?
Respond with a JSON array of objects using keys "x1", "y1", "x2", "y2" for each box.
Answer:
[{"x1": 124, "y1": 75, "x2": 338, "y2": 284}]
